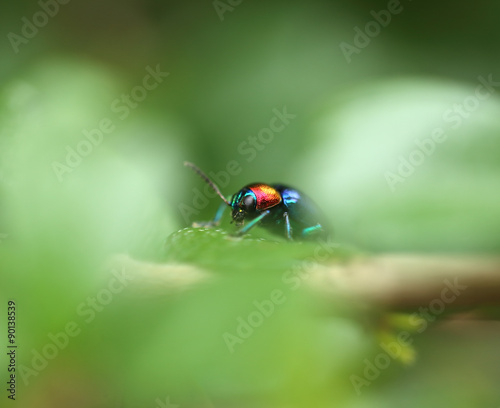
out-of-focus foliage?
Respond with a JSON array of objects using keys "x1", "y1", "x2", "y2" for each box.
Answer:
[{"x1": 1, "y1": 1, "x2": 500, "y2": 407}]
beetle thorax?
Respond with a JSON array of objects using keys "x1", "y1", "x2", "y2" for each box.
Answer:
[{"x1": 247, "y1": 183, "x2": 282, "y2": 210}]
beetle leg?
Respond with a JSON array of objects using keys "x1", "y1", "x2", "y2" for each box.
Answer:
[
  {"x1": 212, "y1": 201, "x2": 228, "y2": 225},
  {"x1": 235, "y1": 210, "x2": 270, "y2": 236},
  {"x1": 193, "y1": 201, "x2": 228, "y2": 228},
  {"x1": 301, "y1": 224, "x2": 323, "y2": 237},
  {"x1": 283, "y1": 212, "x2": 293, "y2": 240}
]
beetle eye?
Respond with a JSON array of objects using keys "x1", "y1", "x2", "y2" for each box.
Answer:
[{"x1": 241, "y1": 194, "x2": 255, "y2": 211}]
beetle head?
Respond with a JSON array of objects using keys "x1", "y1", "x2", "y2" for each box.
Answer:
[{"x1": 231, "y1": 189, "x2": 257, "y2": 226}]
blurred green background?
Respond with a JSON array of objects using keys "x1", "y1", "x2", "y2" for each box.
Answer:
[{"x1": 1, "y1": 1, "x2": 500, "y2": 407}]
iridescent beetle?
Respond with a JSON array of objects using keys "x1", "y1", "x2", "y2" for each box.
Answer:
[{"x1": 185, "y1": 162, "x2": 329, "y2": 240}]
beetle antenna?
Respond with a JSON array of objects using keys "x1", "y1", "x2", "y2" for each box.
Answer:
[{"x1": 184, "y1": 161, "x2": 231, "y2": 206}]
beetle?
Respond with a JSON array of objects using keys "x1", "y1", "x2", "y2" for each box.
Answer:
[{"x1": 184, "y1": 162, "x2": 330, "y2": 240}]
